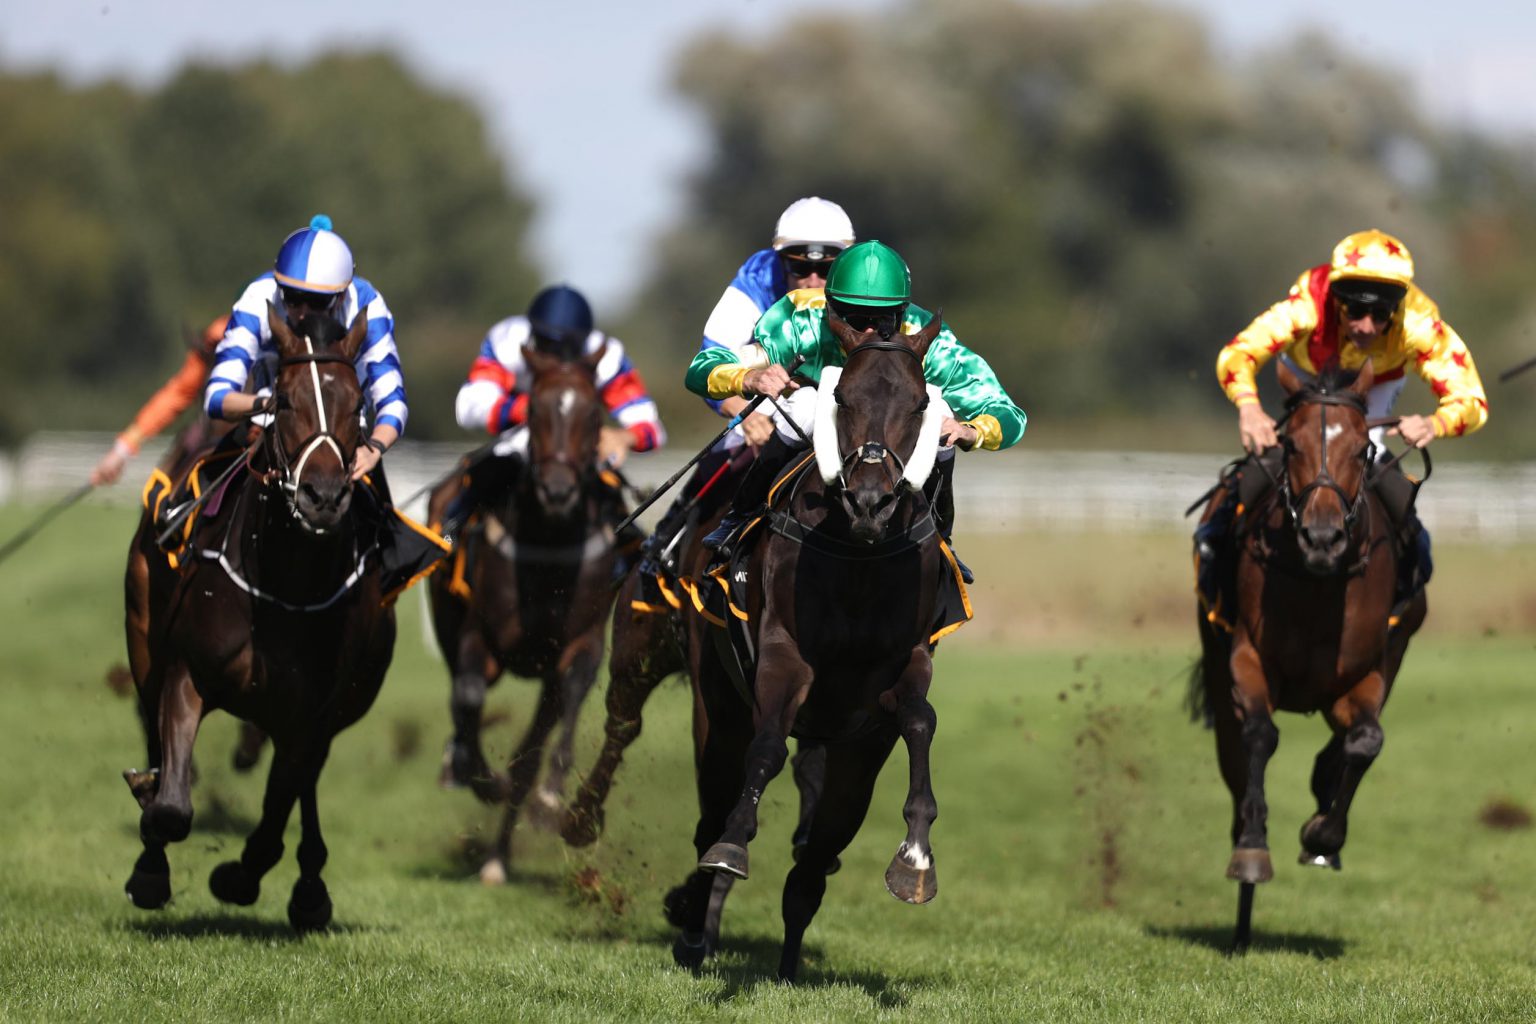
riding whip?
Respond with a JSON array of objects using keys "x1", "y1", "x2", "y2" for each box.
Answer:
[
  {"x1": 154, "y1": 445, "x2": 255, "y2": 549},
  {"x1": 1498, "y1": 352, "x2": 1536, "y2": 383},
  {"x1": 0, "y1": 481, "x2": 94, "y2": 567},
  {"x1": 613, "y1": 354, "x2": 806, "y2": 536}
]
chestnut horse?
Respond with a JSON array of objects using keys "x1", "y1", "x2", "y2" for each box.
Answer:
[
  {"x1": 1192, "y1": 361, "x2": 1427, "y2": 952},
  {"x1": 426, "y1": 343, "x2": 622, "y2": 883},
  {"x1": 669, "y1": 314, "x2": 955, "y2": 981},
  {"x1": 122, "y1": 307, "x2": 396, "y2": 930}
]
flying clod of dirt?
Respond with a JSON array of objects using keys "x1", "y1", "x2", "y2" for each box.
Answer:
[
  {"x1": 104, "y1": 664, "x2": 134, "y2": 698},
  {"x1": 1478, "y1": 797, "x2": 1533, "y2": 831}
]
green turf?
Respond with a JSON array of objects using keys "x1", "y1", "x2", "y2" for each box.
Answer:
[{"x1": 1, "y1": 504, "x2": 1533, "y2": 1022}]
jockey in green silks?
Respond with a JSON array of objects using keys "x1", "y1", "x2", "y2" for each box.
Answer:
[{"x1": 685, "y1": 239, "x2": 1026, "y2": 578}]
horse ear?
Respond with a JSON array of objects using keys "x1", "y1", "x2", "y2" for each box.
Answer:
[
  {"x1": 1277, "y1": 359, "x2": 1302, "y2": 396},
  {"x1": 913, "y1": 308, "x2": 943, "y2": 361},
  {"x1": 267, "y1": 301, "x2": 301, "y2": 359},
  {"x1": 1350, "y1": 360, "x2": 1376, "y2": 396},
  {"x1": 826, "y1": 310, "x2": 863, "y2": 355},
  {"x1": 522, "y1": 343, "x2": 555, "y2": 377},
  {"x1": 582, "y1": 339, "x2": 609, "y2": 376},
  {"x1": 336, "y1": 311, "x2": 369, "y2": 363}
]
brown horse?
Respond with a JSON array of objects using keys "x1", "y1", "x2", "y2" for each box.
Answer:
[
  {"x1": 426, "y1": 343, "x2": 622, "y2": 883},
  {"x1": 122, "y1": 307, "x2": 397, "y2": 930},
  {"x1": 669, "y1": 314, "x2": 955, "y2": 981},
  {"x1": 1192, "y1": 361, "x2": 1427, "y2": 952}
]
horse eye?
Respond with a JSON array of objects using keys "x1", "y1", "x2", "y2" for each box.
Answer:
[
  {"x1": 833, "y1": 389, "x2": 846, "y2": 407},
  {"x1": 917, "y1": 396, "x2": 930, "y2": 413}
]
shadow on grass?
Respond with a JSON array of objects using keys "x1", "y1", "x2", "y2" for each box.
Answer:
[
  {"x1": 121, "y1": 913, "x2": 374, "y2": 943},
  {"x1": 1145, "y1": 923, "x2": 1347, "y2": 960},
  {"x1": 625, "y1": 926, "x2": 917, "y2": 1007}
]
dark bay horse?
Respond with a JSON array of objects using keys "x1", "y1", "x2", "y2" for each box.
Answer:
[
  {"x1": 123, "y1": 306, "x2": 396, "y2": 930},
  {"x1": 670, "y1": 314, "x2": 956, "y2": 981},
  {"x1": 426, "y1": 343, "x2": 622, "y2": 883},
  {"x1": 1192, "y1": 361, "x2": 1427, "y2": 951}
]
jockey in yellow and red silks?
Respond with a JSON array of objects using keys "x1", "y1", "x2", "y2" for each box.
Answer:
[
  {"x1": 1217, "y1": 229, "x2": 1487, "y2": 455},
  {"x1": 1197, "y1": 229, "x2": 1489, "y2": 623}
]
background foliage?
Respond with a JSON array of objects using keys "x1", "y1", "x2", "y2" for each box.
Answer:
[{"x1": 3, "y1": 0, "x2": 1535, "y2": 454}]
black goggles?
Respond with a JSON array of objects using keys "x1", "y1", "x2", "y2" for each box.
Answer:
[
  {"x1": 829, "y1": 298, "x2": 906, "y2": 337},
  {"x1": 281, "y1": 287, "x2": 339, "y2": 312},
  {"x1": 1339, "y1": 297, "x2": 1398, "y2": 323},
  {"x1": 782, "y1": 253, "x2": 836, "y2": 278}
]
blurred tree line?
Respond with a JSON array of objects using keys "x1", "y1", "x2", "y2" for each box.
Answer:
[
  {"x1": 4, "y1": 0, "x2": 1535, "y2": 457},
  {"x1": 626, "y1": 0, "x2": 1536, "y2": 457},
  {"x1": 0, "y1": 51, "x2": 537, "y2": 445}
]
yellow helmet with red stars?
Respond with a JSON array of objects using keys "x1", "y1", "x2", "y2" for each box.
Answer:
[{"x1": 1329, "y1": 229, "x2": 1414, "y2": 288}]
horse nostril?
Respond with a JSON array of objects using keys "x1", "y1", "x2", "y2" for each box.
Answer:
[{"x1": 299, "y1": 482, "x2": 322, "y2": 506}]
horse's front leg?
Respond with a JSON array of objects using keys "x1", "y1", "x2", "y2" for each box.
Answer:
[
  {"x1": 1300, "y1": 673, "x2": 1387, "y2": 868},
  {"x1": 288, "y1": 743, "x2": 336, "y2": 932},
  {"x1": 882, "y1": 646, "x2": 939, "y2": 904},
  {"x1": 698, "y1": 636, "x2": 811, "y2": 881},
  {"x1": 480, "y1": 672, "x2": 564, "y2": 885},
  {"x1": 1226, "y1": 642, "x2": 1279, "y2": 885},
  {"x1": 209, "y1": 734, "x2": 312, "y2": 908},
  {"x1": 443, "y1": 629, "x2": 505, "y2": 803},
  {"x1": 534, "y1": 627, "x2": 604, "y2": 821},
  {"x1": 126, "y1": 665, "x2": 203, "y2": 909}
]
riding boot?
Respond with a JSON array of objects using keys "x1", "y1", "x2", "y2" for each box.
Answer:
[
  {"x1": 929, "y1": 455, "x2": 974, "y2": 584},
  {"x1": 440, "y1": 452, "x2": 523, "y2": 544},
  {"x1": 701, "y1": 433, "x2": 799, "y2": 560},
  {"x1": 632, "y1": 492, "x2": 692, "y2": 582},
  {"x1": 1393, "y1": 510, "x2": 1433, "y2": 609}
]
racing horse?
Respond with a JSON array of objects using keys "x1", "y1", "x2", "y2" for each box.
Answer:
[
  {"x1": 670, "y1": 313, "x2": 956, "y2": 981},
  {"x1": 122, "y1": 306, "x2": 397, "y2": 930},
  {"x1": 426, "y1": 341, "x2": 622, "y2": 883},
  {"x1": 1191, "y1": 361, "x2": 1427, "y2": 952}
]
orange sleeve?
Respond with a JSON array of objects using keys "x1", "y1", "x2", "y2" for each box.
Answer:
[
  {"x1": 1216, "y1": 270, "x2": 1319, "y2": 407},
  {"x1": 118, "y1": 350, "x2": 211, "y2": 452}
]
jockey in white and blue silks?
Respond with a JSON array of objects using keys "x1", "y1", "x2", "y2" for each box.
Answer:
[
  {"x1": 630, "y1": 198, "x2": 856, "y2": 593},
  {"x1": 205, "y1": 215, "x2": 405, "y2": 484}
]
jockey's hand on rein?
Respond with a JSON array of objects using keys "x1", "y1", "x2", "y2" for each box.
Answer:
[{"x1": 743, "y1": 364, "x2": 797, "y2": 398}]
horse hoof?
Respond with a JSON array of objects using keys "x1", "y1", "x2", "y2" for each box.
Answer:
[
  {"x1": 122, "y1": 768, "x2": 159, "y2": 809},
  {"x1": 125, "y1": 868, "x2": 171, "y2": 910},
  {"x1": 1225, "y1": 847, "x2": 1274, "y2": 884},
  {"x1": 672, "y1": 931, "x2": 709, "y2": 971},
  {"x1": 792, "y1": 842, "x2": 840, "y2": 876},
  {"x1": 560, "y1": 806, "x2": 603, "y2": 848},
  {"x1": 287, "y1": 877, "x2": 333, "y2": 933},
  {"x1": 209, "y1": 860, "x2": 261, "y2": 906},
  {"x1": 699, "y1": 843, "x2": 749, "y2": 880},
  {"x1": 479, "y1": 858, "x2": 508, "y2": 887},
  {"x1": 527, "y1": 787, "x2": 565, "y2": 830},
  {"x1": 884, "y1": 844, "x2": 938, "y2": 904},
  {"x1": 1298, "y1": 850, "x2": 1342, "y2": 870}
]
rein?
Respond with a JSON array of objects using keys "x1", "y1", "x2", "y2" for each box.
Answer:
[{"x1": 264, "y1": 344, "x2": 364, "y2": 530}]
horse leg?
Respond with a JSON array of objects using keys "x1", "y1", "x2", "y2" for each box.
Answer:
[
  {"x1": 1300, "y1": 678, "x2": 1387, "y2": 867},
  {"x1": 779, "y1": 728, "x2": 899, "y2": 983},
  {"x1": 789, "y1": 741, "x2": 835, "y2": 871},
  {"x1": 443, "y1": 630, "x2": 505, "y2": 803},
  {"x1": 564, "y1": 599, "x2": 682, "y2": 847},
  {"x1": 232, "y1": 720, "x2": 267, "y2": 772},
  {"x1": 289, "y1": 767, "x2": 335, "y2": 932},
  {"x1": 125, "y1": 665, "x2": 200, "y2": 910},
  {"x1": 884, "y1": 647, "x2": 939, "y2": 904},
  {"x1": 209, "y1": 737, "x2": 308, "y2": 907},
  {"x1": 533, "y1": 630, "x2": 604, "y2": 823},
  {"x1": 479, "y1": 676, "x2": 564, "y2": 885}
]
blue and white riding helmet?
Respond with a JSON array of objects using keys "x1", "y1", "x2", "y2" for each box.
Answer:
[{"x1": 274, "y1": 214, "x2": 354, "y2": 296}]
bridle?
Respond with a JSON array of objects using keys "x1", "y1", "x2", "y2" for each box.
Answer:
[
  {"x1": 1275, "y1": 387, "x2": 1374, "y2": 538},
  {"x1": 265, "y1": 338, "x2": 363, "y2": 530},
  {"x1": 824, "y1": 339, "x2": 928, "y2": 493}
]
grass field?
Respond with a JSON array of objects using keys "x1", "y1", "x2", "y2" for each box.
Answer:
[{"x1": 1, "y1": 503, "x2": 1534, "y2": 1022}]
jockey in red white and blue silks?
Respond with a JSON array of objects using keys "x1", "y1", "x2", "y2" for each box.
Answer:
[
  {"x1": 206, "y1": 217, "x2": 408, "y2": 451},
  {"x1": 455, "y1": 315, "x2": 665, "y2": 455}
]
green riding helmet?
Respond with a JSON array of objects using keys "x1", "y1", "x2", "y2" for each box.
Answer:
[{"x1": 825, "y1": 240, "x2": 911, "y2": 309}]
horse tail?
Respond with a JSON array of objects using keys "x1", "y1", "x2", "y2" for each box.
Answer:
[{"x1": 1184, "y1": 653, "x2": 1215, "y2": 728}]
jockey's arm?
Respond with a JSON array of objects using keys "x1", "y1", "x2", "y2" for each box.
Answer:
[{"x1": 1395, "y1": 311, "x2": 1488, "y2": 447}]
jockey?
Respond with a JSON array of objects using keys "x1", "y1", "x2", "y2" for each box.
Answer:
[
  {"x1": 688, "y1": 239, "x2": 1027, "y2": 580},
  {"x1": 634, "y1": 197, "x2": 856, "y2": 584},
  {"x1": 92, "y1": 315, "x2": 229, "y2": 485},
  {"x1": 1196, "y1": 228, "x2": 1489, "y2": 607},
  {"x1": 441, "y1": 284, "x2": 666, "y2": 541},
  {"x1": 204, "y1": 214, "x2": 406, "y2": 483}
]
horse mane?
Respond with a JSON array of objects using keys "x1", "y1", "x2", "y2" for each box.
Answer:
[
  {"x1": 1285, "y1": 363, "x2": 1367, "y2": 412},
  {"x1": 290, "y1": 313, "x2": 348, "y2": 349}
]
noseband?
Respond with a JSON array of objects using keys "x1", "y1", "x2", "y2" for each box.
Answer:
[
  {"x1": 266, "y1": 344, "x2": 363, "y2": 527},
  {"x1": 1277, "y1": 388, "x2": 1373, "y2": 535}
]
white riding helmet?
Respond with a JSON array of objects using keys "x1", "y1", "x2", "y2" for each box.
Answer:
[
  {"x1": 273, "y1": 214, "x2": 354, "y2": 295},
  {"x1": 772, "y1": 197, "x2": 856, "y2": 256}
]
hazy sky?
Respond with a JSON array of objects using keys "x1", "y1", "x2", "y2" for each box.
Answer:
[{"x1": 4, "y1": 0, "x2": 1533, "y2": 309}]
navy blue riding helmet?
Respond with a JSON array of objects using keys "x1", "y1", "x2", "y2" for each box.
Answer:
[{"x1": 527, "y1": 285, "x2": 594, "y2": 359}]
